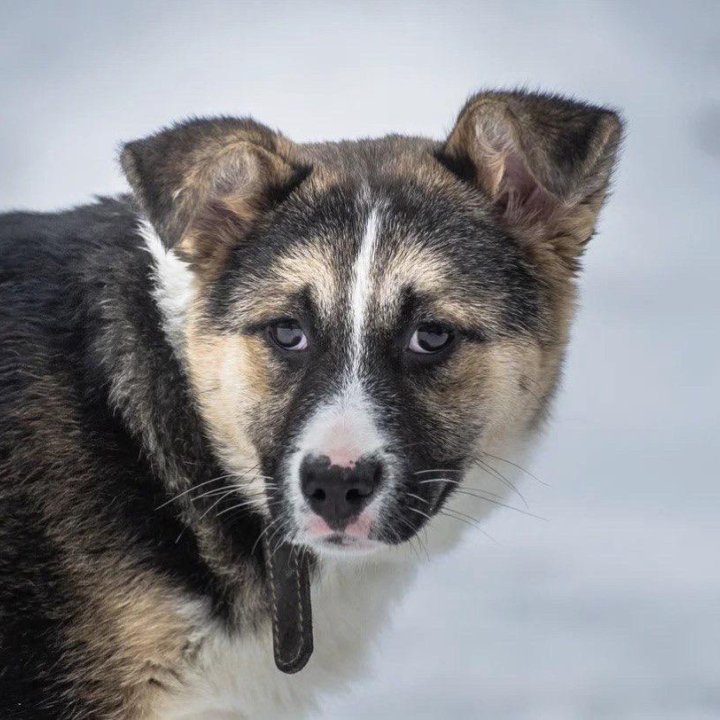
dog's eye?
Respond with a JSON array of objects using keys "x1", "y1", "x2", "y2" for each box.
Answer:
[
  {"x1": 407, "y1": 323, "x2": 454, "y2": 354},
  {"x1": 268, "y1": 320, "x2": 308, "y2": 351}
]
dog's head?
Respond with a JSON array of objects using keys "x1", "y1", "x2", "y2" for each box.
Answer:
[{"x1": 123, "y1": 91, "x2": 621, "y2": 558}]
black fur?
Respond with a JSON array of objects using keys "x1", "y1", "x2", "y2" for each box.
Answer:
[{"x1": 0, "y1": 198, "x2": 262, "y2": 717}]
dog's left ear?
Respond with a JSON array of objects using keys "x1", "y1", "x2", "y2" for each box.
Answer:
[{"x1": 440, "y1": 90, "x2": 622, "y2": 269}]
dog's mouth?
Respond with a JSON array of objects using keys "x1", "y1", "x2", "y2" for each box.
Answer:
[
  {"x1": 324, "y1": 531, "x2": 365, "y2": 546},
  {"x1": 293, "y1": 511, "x2": 386, "y2": 555},
  {"x1": 309, "y1": 530, "x2": 383, "y2": 555}
]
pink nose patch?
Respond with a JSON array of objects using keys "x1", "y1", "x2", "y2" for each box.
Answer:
[
  {"x1": 316, "y1": 417, "x2": 364, "y2": 467},
  {"x1": 325, "y1": 447, "x2": 361, "y2": 468}
]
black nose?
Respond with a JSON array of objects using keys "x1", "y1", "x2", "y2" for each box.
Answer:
[{"x1": 300, "y1": 455, "x2": 383, "y2": 529}]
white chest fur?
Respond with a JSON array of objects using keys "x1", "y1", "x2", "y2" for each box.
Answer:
[
  {"x1": 154, "y1": 557, "x2": 418, "y2": 720},
  {"x1": 151, "y1": 450, "x2": 529, "y2": 719}
]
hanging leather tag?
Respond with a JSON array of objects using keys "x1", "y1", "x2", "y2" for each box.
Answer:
[{"x1": 262, "y1": 533, "x2": 314, "y2": 674}]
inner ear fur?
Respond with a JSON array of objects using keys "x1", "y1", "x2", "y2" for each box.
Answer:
[
  {"x1": 440, "y1": 90, "x2": 623, "y2": 271},
  {"x1": 120, "y1": 117, "x2": 309, "y2": 268}
]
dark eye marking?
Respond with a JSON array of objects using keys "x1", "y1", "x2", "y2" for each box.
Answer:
[{"x1": 267, "y1": 319, "x2": 308, "y2": 351}]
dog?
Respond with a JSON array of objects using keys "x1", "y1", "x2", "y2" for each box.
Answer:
[{"x1": 0, "y1": 89, "x2": 621, "y2": 719}]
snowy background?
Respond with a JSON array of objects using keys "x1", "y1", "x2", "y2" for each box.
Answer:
[{"x1": 2, "y1": 1, "x2": 718, "y2": 718}]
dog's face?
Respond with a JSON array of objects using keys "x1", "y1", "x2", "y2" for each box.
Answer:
[{"x1": 123, "y1": 91, "x2": 621, "y2": 557}]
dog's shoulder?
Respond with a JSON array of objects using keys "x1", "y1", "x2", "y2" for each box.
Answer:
[
  {"x1": 0, "y1": 196, "x2": 138, "y2": 256},
  {"x1": 0, "y1": 197, "x2": 152, "y2": 336}
]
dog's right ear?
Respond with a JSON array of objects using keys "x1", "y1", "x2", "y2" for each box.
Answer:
[{"x1": 121, "y1": 118, "x2": 308, "y2": 267}]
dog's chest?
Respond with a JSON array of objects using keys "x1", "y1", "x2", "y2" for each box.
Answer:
[{"x1": 153, "y1": 559, "x2": 416, "y2": 720}]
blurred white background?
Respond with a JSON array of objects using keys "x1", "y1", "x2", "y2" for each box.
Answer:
[{"x1": 2, "y1": 1, "x2": 719, "y2": 718}]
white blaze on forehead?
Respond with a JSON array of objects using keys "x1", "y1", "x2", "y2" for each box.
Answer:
[
  {"x1": 350, "y1": 207, "x2": 380, "y2": 370},
  {"x1": 306, "y1": 204, "x2": 385, "y2": 464},
  {"x1": 286, "y1": 203, "x2": 396, "y2": 524}
]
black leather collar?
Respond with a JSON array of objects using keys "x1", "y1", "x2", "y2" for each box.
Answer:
[{"x1": 263, "y1": 533, "x2": 314, "y2": 674}]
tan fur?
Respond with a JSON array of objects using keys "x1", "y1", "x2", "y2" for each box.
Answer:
[
  {"x1": 227, "y1": 240, "x2": 342, "y2": 323},
  {"x1": 183, "y1": 304, "x2": 269, "y2": 512},
  {"x1": 1, "y1": 378, "x2": 192, "y2": 718},
  {"x1": 376, "y1": 241, "x2": 509, "y2": 332},
  {"x1": 60, "y1": 564, "x2": 200, "y2": 719}
]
